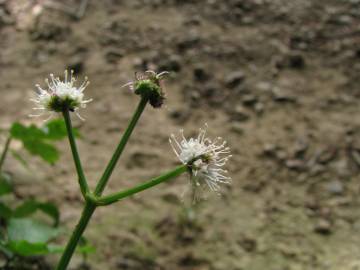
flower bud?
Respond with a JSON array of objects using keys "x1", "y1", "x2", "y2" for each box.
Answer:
[{"x1": 124, "y1": 70, "x2": 169, "y2": 108}]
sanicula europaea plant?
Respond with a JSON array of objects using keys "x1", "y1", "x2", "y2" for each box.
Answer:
[
  {"x1": 30, "y1": 70, "x2": 232, "y2": 270},
  {"x1": 0, "y1": 119, "x2": 95, "y2": 267}
]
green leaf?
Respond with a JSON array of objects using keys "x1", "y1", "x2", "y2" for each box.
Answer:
[
  {"x1": 42, "y1": 119, "x2": 68, "y2": 140},
  {"x1": 4, "y1": 242, "x2": 91, "y2": 257},
  {"x1": 47, "y1": 244, "x2": 64, "y2": 254},
  {"x1": 12, "y1": 201, "x2": 37, "y2": 217},
  {"x1": 6, "y1": 218, "x2": 61, "y2": 256},
  {"x1": 78, "y1": 236, "x2": 95, "y2": 255},
  {"x1": 9, "y1": 121, "x2": 80, "y2": 165},
  {"x1": 42, "y1": 119, "x2": 81, "y2": 140},
  {"x1": 23, "y1": 140, "x2": 59, "y2": 164},
  {"x1": 36, "y1": 202, "x2": 60, "y2": 226},
  {"x1": 10, "y1": 123, "x2": 60, "y2": 164},
  {"x1": 10, "y1": 150, "x2": 29, "y2": 169},
  {"x1": 6, "y1": 241, "x2": 67, "y2": 257},
  {"x1": 78, "y1": 244, "x2": 96, "y2": 255},
  {"x1": 7, "y1": 241, "x2": 49, "y2": 256},
  {"x1": 10, "y1": 123, "x2": 47, "y2": 141},
  {"x1": 0, "y1": 202, "x2": 12, "y2": 220},
  {"x1": 13, "y1": 201, "x2": 59, "y2": 226},
  {"x1": 0, "y1": 173, "x2": 12, "y2": 196},
  {"x1": 46, "y1": 244, "x2": 96, "y2": 255},
  {"x1": 7, "y1": 218, "x2": 60, "y2": 243}
]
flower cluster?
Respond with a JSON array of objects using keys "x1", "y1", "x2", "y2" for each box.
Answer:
[
  {"x1": 26, "y1": 68, "x2": 233, "y2": 269},
  {"x1": 31, "y1": 70, "x2": 92, "y2": 120},
  {"x1": 30, "y1": 70, "x2": 232, "y2": 201},
  {"x1": 169, "y1": 126, "x2": 232, "y2": 197},
  {"x1": 123, "y1": 70, "x2": 169, "y2": 108}
]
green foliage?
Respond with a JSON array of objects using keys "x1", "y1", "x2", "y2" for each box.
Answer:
[
  {"x1": 0, "y1": 215, "x2": 94, "y2": 257},
  {"x1": 0, "y1": 172, "x2": 94, "y2": 260},
  {"x1": 0, "y1": 211, "x2": 62, "y2": 258},
  {"x1": 0, "y1": 202, "x2": 12, "y2": 219},
  {"x1": 7, "y1": 241, "x2": 50, "y2": 257},
  {"x1": 13, "y1": 200, "x2": 60, "y2": 226},
  {"x1": 0, "y1": 168, "x2": 62, "y2": 259},
  {"x1": 0, "y1": 173, "x2": 12, "y2": 196},
  {"x1": 7, "y1": 218, "x2": 60, "y2": 243},
  {"x1": 0, "y1": 118, "x2": 95, "y2": 265},
  {"x1": 0, "y1": 202, "x2": 62, "y2": 258},
  {"x1": 10, "y1": 123, "x2": 47, "y2": 141},
  {"x1": 45, "y1": 120, "x2": 67, "y2": 139},
  {"x1": 6, "y1": 218, "x2": 60, "y2": 256},
  {"x1": 23, "y1": 140, "x2": 59, "y2": 164},
  {"x1": 9, "y1": 119, "x2": 80, "y2": 164}
]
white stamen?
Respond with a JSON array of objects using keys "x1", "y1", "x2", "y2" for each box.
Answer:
[
  {"x1": 30, "y1": 70, "x2": 92, "y2": 121},
  {"x1": 169, "y1": 125, "x2": 232, "y2": 197}
]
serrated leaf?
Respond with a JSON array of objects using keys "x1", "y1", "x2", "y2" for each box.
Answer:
[
  {"x1": 9, "y1": 121, "x2": 80, "y2": 165},
  {"x1": 0, "y1": 173, "x2": 12, "y2": 196},
  {"x1": 23, "y1": 140, "x2": 59, "y2": 164},
  {"x1": 13, "y1": 201, "x2": 59, "y2": 226},
  {"x1": 0, "y1": 202, "x2": 12, "y2": 220},
  {"x1": 7, "y1": 218, "x2": 60, "y2": 243},
  {"x1": 10, "y1": 123, "x2": 47, "y2": 141}
]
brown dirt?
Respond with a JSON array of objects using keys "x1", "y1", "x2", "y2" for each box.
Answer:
[{"x1": 2, "y1": 0, "x2": 360, "y2": 269}]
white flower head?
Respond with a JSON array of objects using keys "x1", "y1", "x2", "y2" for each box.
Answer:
[
  {"x1": 30, "y1": 70, "x2": 92, "y2": 121},
  {"x1": 169, "y1": 125, "x2": 232, "y2": 200}
]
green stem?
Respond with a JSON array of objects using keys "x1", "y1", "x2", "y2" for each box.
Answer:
[
  {"x1": 55, "y1": 201, "x2": 96, "y2": 270},
  {"x1": 56, "y1": 165, "x2": 187, "y2": 269},
  {"x1": 94, "y1": 97, "x2": 148, "y2": 196},
  {"x1": 62, "y1": 109, "x2": 89, "y2": 197},
  {"x1": 96, "y1": 165, "x2": 188, "y2": 206},
  {"x1": 0, "y1": 136, "x2": 11, "y2": 172}
]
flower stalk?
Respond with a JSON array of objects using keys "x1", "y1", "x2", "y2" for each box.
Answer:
[
  {"x1": 56, "y1": 96, "x2": 149, "y2": 270},
  {"x1": 38, "y1": 69, "x2": 232, "y2": 270},
  {"x1": 62, "y1": 108, "x2": 89, "y2": 197},
  {"x1": 94, "y1": 165, "x2": 188, "y2": 206},
  {"x1": 94, "y1": 96, "x2": 148, "y2": 196}
]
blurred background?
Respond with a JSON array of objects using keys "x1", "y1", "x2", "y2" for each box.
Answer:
[{"x1": 1, "y1": 0, "x2": 360, "y2": 269}]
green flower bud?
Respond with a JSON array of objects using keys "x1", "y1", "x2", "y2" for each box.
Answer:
[{"x1": 124, "y1": 70, "x2": 169, "y2": 108}]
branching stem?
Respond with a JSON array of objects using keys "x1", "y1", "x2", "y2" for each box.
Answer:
[{"x1": 95, "y1": 165, "x2": 188, "y2": 206}]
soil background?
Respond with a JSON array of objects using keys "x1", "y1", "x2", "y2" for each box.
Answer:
[{"x1": 1, "y1": 0, "x2": 360, "y2": 269}]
